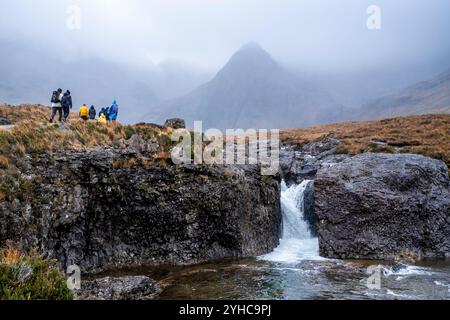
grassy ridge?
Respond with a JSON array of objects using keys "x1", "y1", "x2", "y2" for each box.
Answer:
[
  {"x1": 0, "y1": 104, "x2": 177, "y2": 202},
  {"x1": 0, "y1": 104, "x2": 78, "y2": 124},
  {"x1": 282, "y1": 114, "x2": 450, "y2": 168}
]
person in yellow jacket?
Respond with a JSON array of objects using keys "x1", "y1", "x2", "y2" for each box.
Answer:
[
  {"x1": 98, "y1": 113, "x2": 107, "y2": 124},
  {"x1": 79, "y1": 104, "x2": 89, "y2": 121}
]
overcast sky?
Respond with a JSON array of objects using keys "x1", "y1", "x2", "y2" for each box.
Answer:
[{"x1": 1, "y1": 0, "x2": 449, "y2": 72}]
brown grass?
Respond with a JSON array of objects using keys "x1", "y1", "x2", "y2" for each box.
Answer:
[
  {"x1": 282, "y1": 114, "x2": 450, "y2": 167},
  {"x1": 0, "y1": 105, "x2": 177, "y2": 203},
  {"x1": 0, "y1": 154, "x2": 9, "y2": 169},
  {"x1": 0, "y1": 106, "x2": 170, "y2": 155},
  {"x1": 1, "y1": 243, "x2": 23, "y2": 265},
  {"x1": 0, "y1": 104, "x2": 78, "y2": 124}
]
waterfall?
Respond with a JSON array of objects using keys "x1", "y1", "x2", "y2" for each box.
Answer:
[{"x1": 260, "y1": 180, "x2": 322, "y2": 263}]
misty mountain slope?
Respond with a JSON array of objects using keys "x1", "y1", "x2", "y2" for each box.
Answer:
[
  {"x1": 0, "y1": 39, "x2": 212, "y2": 124},
  {"x1": 360, "y1": 69, "x2": 450, "y2": 119},
  {"x1": 0, "y1": 40, "x2": 159, "y2": 123},
  {"x1": 149, "y1": 43, "x2": 345, "y2": 129}
]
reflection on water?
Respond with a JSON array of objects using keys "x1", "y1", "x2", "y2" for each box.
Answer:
[{"x1": 98, "y1": 258, "x2": 450, "y2": 300}]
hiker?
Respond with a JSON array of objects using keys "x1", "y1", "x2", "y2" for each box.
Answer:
[
  {"x1": 89, "y1": 105, "x2": 96, "y2": 120},
  {"x1": 98, "y1": 113, "x2": 107, "y2": 124},
  {"x1": 79, "y1": 104, "x2": 89, "y2": 121},
  {"x1": 104, "y1": 107, "x2": 110, "y2": 121},
  {"x1": 49, "y1": 88, "x2": 63, "y2": 123},
  {"x1": 108, "y1": 100, "x2": 119, "y2": 122},
  {"x1": 98, "y1": 107, "x2": 105, "y2": 117},
  {"x1": 61, "y1": 90, "x2": 73, "y2": 122}
]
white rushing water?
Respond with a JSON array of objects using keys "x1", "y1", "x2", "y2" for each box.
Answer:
[{"x1": 260, "y1": 180, "x2": 322, "y2": 263}]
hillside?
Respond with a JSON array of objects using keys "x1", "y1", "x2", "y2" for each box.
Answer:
[
  {"x1": 2, "y1": 104, "x2": 449, "y2": 170},
  {"x1": 149, "y1": 43, "x2": 345, "y2": 129},
  {"x1": 359, "y1": 69, "x2": 450, "y2": 119},
  {"x1": 281, "y1": 114, "x2": 450, "y2": 169},
  {"x1": 0, "y1": 104, "x2": 174, "y2": 203}
]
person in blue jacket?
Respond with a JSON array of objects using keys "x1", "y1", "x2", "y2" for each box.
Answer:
[{"x1": 108, "y1": 100, "x2": 119, "y2": 122}]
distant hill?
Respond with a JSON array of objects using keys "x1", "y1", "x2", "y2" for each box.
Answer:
[
  {"x1": 149, "y1": 43, "x2": 346, "y2": 129},
  {"x1": 359, "y1": 69, "x2": 450, "y2": 119}
]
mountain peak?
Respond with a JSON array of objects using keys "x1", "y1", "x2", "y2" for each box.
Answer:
[
  {"x1": 239, "y1": 42, "x2": 266, "y2": 53},
  {"x1": 233, "y1": 42, "x2": 271, "y2": 60},
  {"x1": 219, "y1": 42, "x2": 278, "y2": 78}
]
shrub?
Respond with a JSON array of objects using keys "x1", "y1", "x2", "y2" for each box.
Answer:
[
  {"x1": 124, "y1": 126, "x2": 136, "y2": 140},
  {"x1": 159, "y1": 133, "x2": 175, "y2": 151},
  {"x1": 0, "y1": 245, "x2": 73, "y2": 300}
]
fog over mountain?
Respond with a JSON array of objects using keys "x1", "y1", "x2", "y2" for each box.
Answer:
[
  {"x1": 149, "y1": 43, "x2": 347, "y2": 129},
  {"x1": 1, "y1": 0, "x2": 450, "y2": 126},
  {"x1": 301, "y1": 57, "x2": 450, "y2": 110},
  {"x1": 358, "y1": 69, "x2": 450, "y2": 119},
  {"x1": 0, "y1": 39, "x2": 211, "y2": 123}
]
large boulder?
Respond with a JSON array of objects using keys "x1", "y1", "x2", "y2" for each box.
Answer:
[
  {"x1": 315, "y1": 153, "x2": 450, "y2": 260},
  {"x1": 164, "y1": 118, "x2": 186, "y2": 130}
]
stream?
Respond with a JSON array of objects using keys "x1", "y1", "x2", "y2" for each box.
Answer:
[{"x1": 99, "y1": 181, "x2": 450, "y2": 300}]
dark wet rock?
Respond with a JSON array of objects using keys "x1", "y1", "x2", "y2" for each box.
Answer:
[
  {"x1": 315, "y1": 153, "x2": 450, "y2": 260},
  {"x1": 126, "y1": 134, "x2": 161, "y2": 155},
  {"x1": 0, "y1": 117, "x2": 11, "y2": 125},
  {"x1": 280, "y1": 138, "x2": 350, "y2": 236},
  {"x1": 302, "y1": 181, "x2": 317, "y2": 237},
  {"x1": 280, "y1": 138, "x2": 350, "y2": 184},
  {"x1": 164, "y1": 118, "x2": 186, "y2": 129},
  {"x1": 77, "y1": 276, "x2": 160, "y2": 300},
  {"x1": 0, "y1": 149, "x2": 281, "y2": 273}
]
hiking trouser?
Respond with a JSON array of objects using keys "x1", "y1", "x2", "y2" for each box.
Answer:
[
  {"x1": 63, "y1": 107, "x2": 71, "y2": 121},
  {"x1": 50, "y1": 107, "x2": 63, "y2": 122}
]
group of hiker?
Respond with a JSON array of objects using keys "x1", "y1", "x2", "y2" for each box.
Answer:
[
  {"x1": 50, "y1": 88, "x2": 119, "y2": 124},
  {"x1": 78, "y1": 101, "x2": 119, "y2": 124}
]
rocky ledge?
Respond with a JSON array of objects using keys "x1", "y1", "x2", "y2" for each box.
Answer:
[
  {"x1": 0, "y1": 117, "x2": 12, "y2": 126},
  {"x1": 315, "y1": 153, "x2": 450, "y2": 260},
  {"x1": 76, "y1": 276, "x2": 161, "y2": 300},
  {"x1": 0, "y1": 145, "x2": 281, "y2": 273}
]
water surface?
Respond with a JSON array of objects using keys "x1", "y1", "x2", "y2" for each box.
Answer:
[{"x1": 99, "y1": 181, "x2": 450, "y2": 300}]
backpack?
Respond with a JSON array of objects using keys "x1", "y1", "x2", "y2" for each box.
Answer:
[
  {"x1": 61, "y1": 95, "x2": 70, "y2": 107},
  {"x1": 80, "y1": 106, "x2": 89, "y2": 117},
  {"x1": 51, "y1": 91, "x2": 61, "y2": 103}
]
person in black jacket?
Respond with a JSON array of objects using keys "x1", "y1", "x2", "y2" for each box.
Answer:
[
  {"x1": 49, "y1": 88, "x2": 63, "y2": 123},
  {"x1": 89, "y1": 105, "x2": 96, "y2": 120},
  {"x1": 61, "y1": 90, "x2": 73, "y2": 122}
]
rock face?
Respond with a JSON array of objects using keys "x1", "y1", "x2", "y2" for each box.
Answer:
[
  {"x1": 0, "y1": 117, "x2": 11, "y2": 125},
  {"x1": 164, "y1": 118, "x2": 186, "y2": 129},
  {"x1": 76, "y1": 276, "x2": 160, "y2": 300},
  {"x1": 280, "y1": 138, "x2": 350, "y2": 184},
  {"x1": 302, "y1": 181, "x2": 317, "y2": 237},
  {"x1": 0, "y1": 149, "x2": 281, "y2": 273},
  {"x1": 315, "y1": 153, "x2": 450, "y2": 260},
  {"x1": 280, "y1": 138, "x2": 350, "y2": 236}
]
